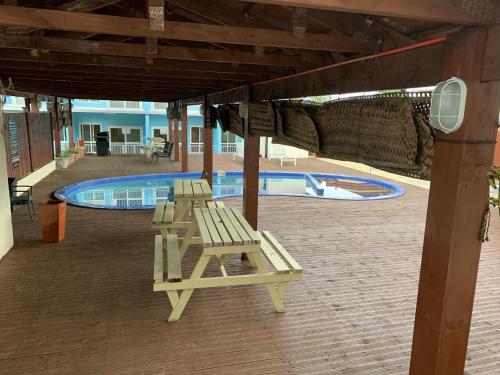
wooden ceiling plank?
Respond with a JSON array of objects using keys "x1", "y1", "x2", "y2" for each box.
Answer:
[
  {"x1": 237, "y1": 0, "x2": 497, "y2": 25},
  {"x1": 0, "y1": 34, "x2": 312, "y2": 67},
  {"x1": 0, "y1": 48, "x2": 284, "y2": 77},
  {"x1": 0, "y1": 5, "x2": 370, "y2": 52}
]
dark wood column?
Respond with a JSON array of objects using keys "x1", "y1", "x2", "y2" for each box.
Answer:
[
  {"x1": 30, "y1": 95, "x2": 39, "y2": 112},
  {"x1": 173, "y1": 119, "x2": 179, "y2": 161},
  {"x1": 168, "y1": 118, "x2": 173, "y2": 144},
  {"x1": 68, "y1": 99, "x2": 74, "y2": 147},
  {"x1": 410, "y1": 27, "x2": 500, "y2": 375},
  {"x1": 203, "y1": 101, "x2": 213, "y2": 187},
  {"x1": 243, "y1": 114, "x2": 260, "y2": 230},
  {"x1": 181, "y1": 104, "x2": 188, "y2": 172},
  {"x1": 50, "y1": 98, "x2": 61, "y2": 157}
]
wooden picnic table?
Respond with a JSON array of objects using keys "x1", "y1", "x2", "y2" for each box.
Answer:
[{"x1": 153, "y1": 205, "x2": 303, "y2": 322}]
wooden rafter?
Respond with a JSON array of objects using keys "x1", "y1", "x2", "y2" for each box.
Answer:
[
  {"x1": 56, "y1": 0, "x2": 122, "y2": 12},
  {"x1": 238, "y1": 0, "x2": 498, "y2": 24},
  {"x1": 0, "y1": 5, "x2": 371, "y2": 52}
]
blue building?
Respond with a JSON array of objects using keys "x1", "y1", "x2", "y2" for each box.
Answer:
[
  {"x1": 71, "y1": 99, "x2": 241, "y2": 155},
  {"x1": 4, "y1": 97, "x2": 241, "y2": 155}
]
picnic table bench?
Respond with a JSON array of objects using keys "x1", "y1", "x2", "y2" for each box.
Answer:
[{"x1": 153, "y1": 206, "x2": 302, "y2": 322}]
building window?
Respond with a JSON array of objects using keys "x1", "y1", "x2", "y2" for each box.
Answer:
[
  {"x1": 221, "y1": 131, "x2": 237, "y2": 153},
  {"x1": 152, "y1": 127, "x2": 169, "y2": 142},
  {"x1": 109, "y1": 100, "x2": 140, "y2": 109},
  {"x1": 153, "y1": 102, "x2": 168, "y2": 110},
  {"x1": 80, "y1": 123, "x2": 101, "y2": 153},
  {"x1": 190, "y1": 127, "x2": 204, "y2": 153}
]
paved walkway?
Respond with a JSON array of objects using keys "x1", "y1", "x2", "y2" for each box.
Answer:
[{"x1": 0, "y1": 155, "x2": 498, "y2": 374}]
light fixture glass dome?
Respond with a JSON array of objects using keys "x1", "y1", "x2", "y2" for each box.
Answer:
[{"x1": 429, "y1": 77, "x2": 467, "y2": 134}]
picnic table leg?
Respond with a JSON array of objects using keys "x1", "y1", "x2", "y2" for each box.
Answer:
[
  {"x1": 179, "y1": 222, "x2": 196, "y2": 259},
  {"x1": 168, "y1": 254, "x2": 211, "y2": 322},
  {"x1": 174, "y1": 201, "x2": 189, "y2": 222},
  {"x1": 247, "y1": 252, "x2": 286, "y2": 313}
]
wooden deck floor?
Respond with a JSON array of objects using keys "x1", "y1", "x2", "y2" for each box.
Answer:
[{"x1": 1, "y1": 155, "x2": 499, "y2": 374}]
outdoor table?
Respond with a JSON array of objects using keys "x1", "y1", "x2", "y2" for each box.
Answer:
[
  {"x1": 153, "y1": 206, "x2": 303, "y2": 322},
  {"x1": 152, "y1": 179, "x2": 212, "y2": 230},
  {"x1": 172, "y1": 179, "x2": 212, "y2": 220}
]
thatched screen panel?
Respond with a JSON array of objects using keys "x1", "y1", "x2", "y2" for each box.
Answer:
[
  {"x1": 217, "y1": 105, "x2": 244, "y2": 137},
  {"x1": 26, "y1": 112, "x2": 54, "y2": 171},
  {"x1": 248, "y1": 102, "x2": 275, "y2": 137},
  {"x1": 274, "y1": 103, "x2": 320, "y2": 153}
]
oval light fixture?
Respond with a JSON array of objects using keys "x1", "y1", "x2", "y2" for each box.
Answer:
[{"x1": 429, "y1": 77, "x2": 467, "y2": 134}]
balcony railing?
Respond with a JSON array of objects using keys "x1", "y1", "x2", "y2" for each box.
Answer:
[
  {"x1": 221, "y1": 143, "x2": 237, "y2": 153},
  {"x1": 84, "y1": 141, "x2": 97, "y2": 154},
  {"x1": 110, "y1": 143, "x2": 143, "y2": 155},
  {"x1": 109, "y1": 101, "x2": 140, "y2": 109},
  {"x1": 153, "y1": 102, "x2": 168, "y2": 110},
  {"x1": 190, "y1": 143, "x2": 204, "y2": 153}
]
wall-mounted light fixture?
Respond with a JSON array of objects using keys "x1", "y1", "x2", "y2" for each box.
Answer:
[{"x1": 429, "y1": 77, "x2": 467, "y2": 134}]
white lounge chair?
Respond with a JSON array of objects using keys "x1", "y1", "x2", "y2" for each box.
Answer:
[{"x1": 268, "y1": 144, "x2": 296, "y2": 166}]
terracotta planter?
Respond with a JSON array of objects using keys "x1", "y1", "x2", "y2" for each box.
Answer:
[
  {"x1": 39, "y1": 200, "x2": 67, "y2": 242},
  {"x1": 78, "y1": 139, "x2": 85, "y2": 147},
  {"x1": 67, "y1": 154, "x2": 76, "y2": 165},
  {"x1": 78, "y1": 147, "x2": 85, "y2": 158}
]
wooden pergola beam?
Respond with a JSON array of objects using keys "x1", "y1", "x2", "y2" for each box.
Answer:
[
  {"x1": 0, "y1": 34, "x2": 314, "y2": 67},
  {"x1": 240, "y1": 0, "x2": 497, "y2": 25},
  {"x1": 0, "y1": 5, "x2": 371, "y2": 52},
  {"x1": 208, "y1": 41, "x2": 444, "y2": 103}
]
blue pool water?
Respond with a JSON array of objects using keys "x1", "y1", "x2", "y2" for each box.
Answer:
[{"x1": 54, "y1": 171, "x2": 405, "y2": 209}]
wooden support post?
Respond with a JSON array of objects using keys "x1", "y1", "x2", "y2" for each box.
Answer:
[
  {"x1": 168, "y1": 118, "x2": 172, "y2": 143},
  {"x1": 68, "y1": 99, "x2": 74, "y2": 147},
  {"x1": 410, "y1": 27, "x2": 500, "y2": 375},
  {"x1": 29, "y1": 95, "x2": 39, "y2": 112},
  {"x1": 173, "y1": 118, "x2": 179, "y2": 161},
  {"x1": 203, "y1": 103, "x2": 213, "y2": 187},
  {"x1": 181, "y1": 104, "x2": 188, "y2": 172},
  {"x1": 50, "y1": 98, "x2": 61, "y2": 157},
  {"x1": 243, "y1": 114, "x2": 260, "y2": 230}
]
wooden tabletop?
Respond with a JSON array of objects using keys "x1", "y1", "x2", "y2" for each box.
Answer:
[
  {"x1": 174, "y1": 179, "x2": 212, "y2": 201},
  {"x1": 194, "y1": 207, "x2": 260, "y2": 248}
]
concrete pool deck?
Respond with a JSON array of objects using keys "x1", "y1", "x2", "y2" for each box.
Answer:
[{"x1": 1, "y1": 154, "x2": 499, "y2": 374}]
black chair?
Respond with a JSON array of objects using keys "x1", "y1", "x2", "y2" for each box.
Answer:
[
  {"x1": 8, "y1": 177, "x2": 36, "y2": 222},
  {"x1": 153, "y1": 141, "x2": 174, "y2": 164}
]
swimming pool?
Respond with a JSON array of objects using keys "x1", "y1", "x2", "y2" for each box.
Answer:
[{"x1": 54, "y1": 171, "x2": 405, "y2": 209}]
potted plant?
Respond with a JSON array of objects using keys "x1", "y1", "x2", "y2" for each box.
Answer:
[
  {"x1": 56, "y1": 149, "x2": 71, "y2": 169},
  {"x1": 488, "y1": 166, "x2": 500, "y2": 215},
  {"x1": 67, "y1": 147, "x2": 78, "y2": 165}
]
